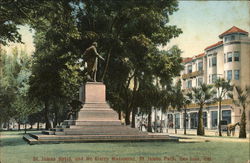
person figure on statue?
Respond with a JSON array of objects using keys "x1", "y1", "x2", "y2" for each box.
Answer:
[{"x1": 83, "y1": 42, "x2": 104, "y2": 82}]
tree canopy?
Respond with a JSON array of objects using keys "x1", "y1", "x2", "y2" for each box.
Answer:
[{"x1": 1, "y1": 0, "x2": 183, "y2": 129}]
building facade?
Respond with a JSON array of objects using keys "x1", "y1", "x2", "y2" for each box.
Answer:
[{"x1": 137, "y1": 26, "x2": 250, "y2": 134}]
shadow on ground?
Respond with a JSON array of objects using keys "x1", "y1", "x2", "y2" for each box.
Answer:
[{"x1": 0, "y1": 136, "x2": 27, "y2": 147}]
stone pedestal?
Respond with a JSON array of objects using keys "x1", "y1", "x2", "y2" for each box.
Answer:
[
  {"x1": 77, "y1": 82, "x2": 120, "y2": 122},
  {"x1": 83, "y1": 82, "x2": 106, "y2": 103}
]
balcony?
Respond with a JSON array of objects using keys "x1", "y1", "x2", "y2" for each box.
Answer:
[
  {"x1": 186, "y1": 99, "x2": 233, "y2": 109},
  {"x1": 182, "y1": 70, "x2": 204, "y2": 80}
]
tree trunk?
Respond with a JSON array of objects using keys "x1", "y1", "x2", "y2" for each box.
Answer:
[
  {"x1": 37, "y1": 121, "x2": 40, "y2": 130},
  {"x1": 118, "y1": 110, "x2": 121, "y2": 120},
  {"x1": 239, "y1": 107, "x2": 246, "y2": 138},
  {"x1": 24, "y1": 123, "x2": 27, "y2": 134},
  {"x1": 44, "y1": 101, "x2": 51, "y2": 130},
  {"x1": 147, "y1": 109, "x2": 152, "y2": 132},
  {"x1": 131, "y1": 107, "x2": 136, "y2": 128},
  {"x1": 197, "y1": 105, "x2": 204, "y2": 136},
  {"x1": 18, "y1": 122, "x2": 21, "y2": 131},
  {"x1": 184, "y1": 108, "x2": 187, "y2": 135},
  {"x1": 140, "y1": 114, "x2": 143, "y2": 131},
  {"x1": 53, "y1": 109, "x2": 58, "y2": 128},
  {"x1": 125, "y1": 109, "x2": 131, "y2": 125},
  {"x1": 130, "y1": 75, "x2": 138, "y2": 128},
  {"x1": 175, "y1": 114, "x2": 177, "y2": 134},
  {"x1": 160, "y1": 109, "x2": 164, "y2": 133},
  {"x1": 218, "y1": 101, "x2": 222, "y2": 136},
  {"x1": 7, "y1": 121, "x2": 10, "y2": 130},
  {"x1": 101, "y1": 48, "x2": 112, "y2": 82},
  {"x1": 154, "y1": 108, "x2": 157, "y2": 132}
]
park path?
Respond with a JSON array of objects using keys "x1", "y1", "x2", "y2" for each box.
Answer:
[{"x1": 149, "y1": 133, "x2": 250, "y2": 143}]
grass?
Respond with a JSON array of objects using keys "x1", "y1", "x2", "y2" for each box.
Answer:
[{"x1": 0, "y1": 131, "x2": 249, "y2": 163}]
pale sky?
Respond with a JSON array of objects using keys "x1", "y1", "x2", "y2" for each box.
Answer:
[{"x1": 3, "y1": 1, "x2": 250, "y2": 58}]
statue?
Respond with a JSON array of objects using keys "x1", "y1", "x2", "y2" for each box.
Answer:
[{"x1": 83, "y1": 42, "x2": 104, "y2": 82}]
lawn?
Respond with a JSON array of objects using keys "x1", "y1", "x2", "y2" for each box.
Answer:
[{"x1": 0, "y1": 131, "x2": 249, "y2": 163}]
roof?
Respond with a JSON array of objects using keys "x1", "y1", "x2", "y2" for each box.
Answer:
[
  {"x1": 204, "y1": 41, "x2": 223, "y2": 51},
  {"x1": 182, "y1": 57, "x2": 192, "y2": 63},
  {"x1": 219, "y1": 26, "x2": 248, "y2": 38},
  {"x1": 182, "y1": 53, "x2": 205, "y2": 63},
  {"x1": 195, "y1": 53, "x2": 205, "y2": 59}
]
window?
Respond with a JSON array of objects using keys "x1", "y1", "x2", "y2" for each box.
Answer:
[
  {"x1": 212, "y1": 57, "x2": 217, "y2": 66},
  {"x1": 224, "y1": 54, "x2": 226, "y2": 63},
  {"x1": 234, "y1": 70, "x2": 240, "y2": 80},
  {"x1": 225, "y1": 37, "x2": 228, "y2": 42},
  {"x1": 175, "y1": 114, "x2": 180, "y2": 129},
  {"x1": 211, "y1": 111, "x2": 218, "y2": 128},
  {"x1": 197, "y1": 78, "x2": 203, "y2": 86},
  {"x1": 190, "y1": 112, "x2": 198, "y2": 129},
  {"x1": 198, "y1": 62, "x2": 203, "y2": 71},
  {"x1": 203, "y1": 112, "x2": 207, "y2": 127},
  {"x1": 209, "y1": 58, "x2": 212, "y2": 67},
  {"x1": 187, "y1": 80, "x2": 192, "y2": 88},
  {"x1": 227, "y1": 70, "x2": 232, "y2": 81},
  {"x1": 222, "y1": 110, "x2": 231, "y2": 124},
  {"x1": 227, "y1": 52, "x2": 232, "y2": 62},
  {"x1": 234, "y1": 51, "x2": 240, "y2": 61},
  {"x1": 212, "y1": 74, "x2": 217, "y2": 83},
  {"x1": 187, "y1": 65, "x2": 192, "y2": 73},
  {"x1": 231, "y1": 35, "x2": 235, "y2": 41}
]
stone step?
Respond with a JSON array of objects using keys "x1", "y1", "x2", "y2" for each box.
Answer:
[
  {"x1": 74, "y1": 120, "x2": 121, "y2": 126},
  {"x1": 82, "y1": 103, "x2": 110, "y2": 108},
  {"x1": 24, "y1": 133, "x2": 178, "y2": 144},
  {"x1": 28, "y1": 133, "x2": 169, "y2": 140},
  {"x1": 63, "y1": 125, "x2": 140, "y2": 131},
  {"x1": 42, "y1": 130, "x2": 55, "y2": 135},
  {"x1": 63, "y1": 128, "x2": 146, "y2": 135},
  {"x1": 23, "y1": 134, "x2": 38, "y2": 145},
  {"x1": 77, "y1": 110, "x2": 118, "y2": 120}
]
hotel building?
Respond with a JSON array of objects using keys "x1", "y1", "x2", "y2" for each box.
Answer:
[{"x1": 141, "y1": 26, "x2": 250, "y2": 134}]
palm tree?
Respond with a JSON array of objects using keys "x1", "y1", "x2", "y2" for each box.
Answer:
[
  {"x1": 190, "y1": 84, "x2": 216, "y2": 136},
  {"x1": 172, "y1": 80, "x2": 192, "y2": 135},
  {"x1": 229, "y1": 86, "x2": 250, "y2": 138},
  {"x1": 180, "y1": 92, "x2": 192, "y2": 135},
  {"x1": 213, "y1": 78, "x2": 233, "y2": 136}
]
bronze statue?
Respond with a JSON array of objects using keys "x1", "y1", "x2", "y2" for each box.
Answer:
[{"x1": 83, "y1": 42, "x2": 104, "y2": 82}]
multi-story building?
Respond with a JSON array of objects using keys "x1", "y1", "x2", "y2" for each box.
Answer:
[{"x1": 142, "y1": 26, "x2": 250, "y2": 134}]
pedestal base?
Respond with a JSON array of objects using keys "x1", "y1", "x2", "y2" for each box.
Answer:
[{"x1": 24, "y1": 82, "x2": 175, "y2": 144}]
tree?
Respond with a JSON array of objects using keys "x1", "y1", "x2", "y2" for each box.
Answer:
[
  {"x1": 0, "y1": 0, "x2": 45, "y2": 45},
  {"x1": 172, "y1": 80, "x2": 192, "y2": 135},
  {"x1": 136, "y1": 77, "x2": 159, "y2": 132},
  {"x1": 0, "y1": 47, "x2": 40, "y2": 132},
  {"x1": 213, "y1": 78, "x2": 233, "y2": 136},
  {"x1": 229, "y1": 86, "x2": 250, "y2": 138},
  {"x1": 1, "y1": 1, "x2": 183, "y2": 129},
  {"x1": 190, "y1": 84, "x2": 216, "y2": 136}
]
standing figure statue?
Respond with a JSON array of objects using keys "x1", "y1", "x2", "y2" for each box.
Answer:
[{"x1": 83, "y1": 42, "x2": 104, "y2": 82}]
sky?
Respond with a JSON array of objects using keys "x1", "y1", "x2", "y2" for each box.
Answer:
[
  {"x1": 165, "y1": 1, "x2": 250, "y2": 57},
  {"x1": 3, "y1": 1, "x2": 250, "y2": 58}
]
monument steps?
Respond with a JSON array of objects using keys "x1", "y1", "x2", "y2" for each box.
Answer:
[
  {"x1": 24, "y1": 133, "x2": 178, "y2": 145},
  {"x1": 23, "y1": 82, "x2": 178, "y2": 144},
  {"x1": 71, "y1": 121, "x2": 121, "y2": 126}
]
